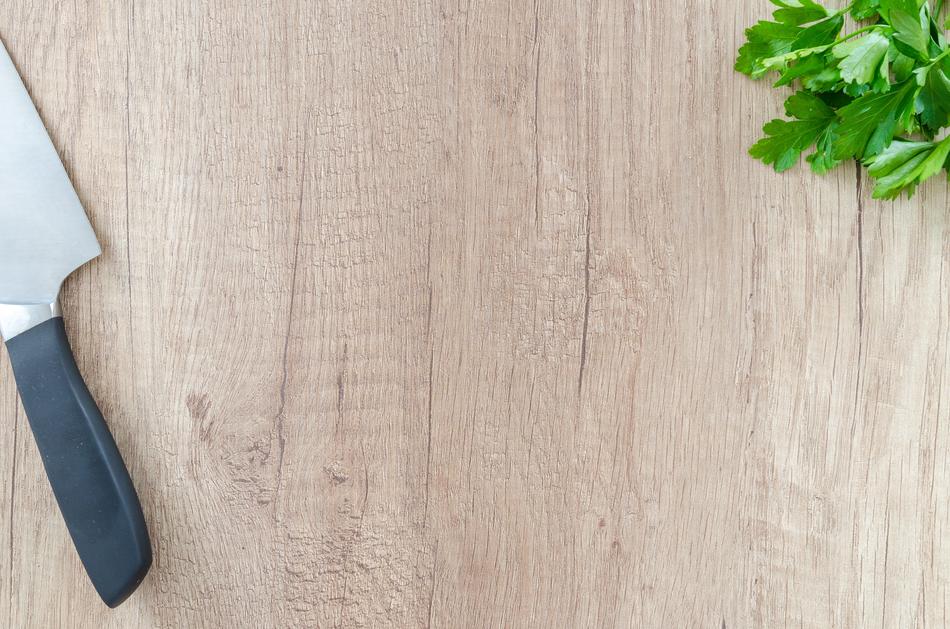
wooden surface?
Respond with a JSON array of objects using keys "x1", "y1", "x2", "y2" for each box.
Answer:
[{"x1": 0, "y1": 1, "x2": 948, "y2": 627}]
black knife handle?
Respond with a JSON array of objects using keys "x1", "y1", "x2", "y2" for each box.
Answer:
[{"x1": 5, "y1": 317, "x2": 151, "y2": 607}]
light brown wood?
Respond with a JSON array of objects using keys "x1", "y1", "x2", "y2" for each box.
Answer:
[{"x1": 0, "y1": 0, "x2": 947, "y2": 627}]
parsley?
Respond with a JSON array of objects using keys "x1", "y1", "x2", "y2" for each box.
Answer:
[
  {"x1": 750, "y1": 92, "x2": 839, "y2": 171},
  {"x1": 737, "y1": 0, "x2": 950, "y2": 199}
]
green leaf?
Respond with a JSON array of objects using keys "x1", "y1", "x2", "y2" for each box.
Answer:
[
  {"x1": 769, "y1": 0, "x2": 829, "y2": 25},
  {"x1": 926, "y1": 5, "x2": 945, "y2": 51},
  {"x1": 734, "y1": 0, "x2": 950, "y2": 200},
  {"x1": 918, "y1": 66, "x2": 950, "y2": 132},
  {"x1": 737, "y1": 15, "x2": 842, "y2": 78},
  {"x1": 762, "y1": 44, "x2": 836, "y2": 73},
  {"x1": 866, "y1": 136, "x2": 950, "y2": 198},
  {"x1": 806, "y1": 121, "x2": 842, "y2": 173},
  {"x1": 880, "y1": 0, "x2": 921, "y2": 20},
  {"x1": 750, "y1": 92, "x2": 838, "y2": 172},
  {"x1": 890, "y1": 49, "x2": 917, "y2": 82},
  {"x1": 736, "y1": 21, "x2": 803, "y2": 76},
  {"x1": 785, "y1": 89, "x2": 838, "y2": 119},
  {"x1": 833, "y1": 31, "x2": 891, "y2": 85},
  {"x1": 866, "y1": 139, "x2": 933, "y2": 174},
  {"x1": 802, "y1": 65, "x2": 844, "y2": 91},
  {"x1": 873, "y1": 52, "x2": 892, "y2": 92},
  {"x1": 774, "y1": 53, "x2": 828, "y2": 86},
  {"x1": 832, "y1": 79, "x2": 919, "y2": 159},
  {"x1": 852, "y1": 0, "x2": 882, "y2": 20},
  {"x1": 889, "y1": 9, "x2": 930, "y2": 60},
  {"x1": 792, "y1": 15, "x2": 845, "y2": 49},
  {"x1": 773, "y1": 54, "x2": 822, "y2": 86}
]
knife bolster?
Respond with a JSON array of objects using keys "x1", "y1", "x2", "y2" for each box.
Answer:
[{"x1": 0, "y1": 299, "x2": 61, "y2": 340}]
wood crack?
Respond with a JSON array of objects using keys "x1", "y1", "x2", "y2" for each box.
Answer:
[
  {"x1": 125, "y1": 0, "x2": 137, "y2": 390},
  {"x1": 424, "y1": 351, "x2": 434, "y2": 523},
  {"x1": 336, "y1": 342, "x2": 348, "y2": 437},
  {"x1": 533, "y1": 2, "x2": 542, "y2": 231},
  {"x1": 856, "y1": 162, "x2": 865, "y2": 344},
  {"x1": 274, "y1": 127, "x2": 308, "y2": 499},
  {"x1": 578, "y1": 188, "x2": 592, "y2": 394},
  {"x1": 852, "y1": 161, "x2": 865, "y2": 438}
]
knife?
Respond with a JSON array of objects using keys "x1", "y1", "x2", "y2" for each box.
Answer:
[{"x1": 0, "y1": 39, "x2": 151, "y2": 607}]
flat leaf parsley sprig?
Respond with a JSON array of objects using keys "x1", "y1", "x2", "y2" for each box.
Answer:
[{"x1": 736, "y1": 0, "x2": 950, "y2": 199}]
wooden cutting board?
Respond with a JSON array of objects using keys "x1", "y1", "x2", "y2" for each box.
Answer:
[{"x1": 0, "y1": 1, "x2": 944, "y2": 627}]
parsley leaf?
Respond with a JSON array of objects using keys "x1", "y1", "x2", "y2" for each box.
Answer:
[
  {"x1": 806, "y1": 121, "x2": 842, "y2": 172},
  {"x1": 774, "y1": 53, "x2": 831, "y2": 86},
  {"x1": 737, "y1": 15, "x2": 843, "y2": 77},
  {"x1": 918, "y1": 66, "x2": 950, "y2": 133},
  {"x1": 737, "y1": 21, "x2": 805, "y2": 77},
  {"x1": 879, "y1": 0, "x2": 922, "y2": 21},
  {"x1": 852, "y1": 0, "x2": 882, "y2": 19},
  {"x1": 750, "y1": 92, "x2": 839, "y2": 171},
  {"x1": 891, "y1": 49, "x2": 918, "y2": 82},
  {"x1": 770, "y1": 0, "x2": 830, "y2": 25},
  {"x1": 794, "y1": 15, "x2": 845, "y2": 48},
  {"x1": 889, "y1": 9, "x2": 931, "y2": 60},
  {"x1": 833, "y1": 31, "x2": 891, "y2": 85},
  {"x1": 738, "y1": 0, "x2": 950, "y2": 198},
  {"x1": 865, "y1": 136, "x2": 950, "y2": 197},
  {"x1": 832, "y1": 79, "x2": 919, "y2": 159}
]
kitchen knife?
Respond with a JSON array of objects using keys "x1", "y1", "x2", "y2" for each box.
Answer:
[{"x1": 0, "y1": 39, "x2": 151, "y2": 606}]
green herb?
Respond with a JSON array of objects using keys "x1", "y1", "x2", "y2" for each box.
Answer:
[{"x1": 737, "y1": 0, "x2": 950, "y2": 199}]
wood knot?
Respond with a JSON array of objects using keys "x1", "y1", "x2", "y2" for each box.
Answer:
[{"x1": 186, "y1": 392, "x2": 211, "y2": 422}]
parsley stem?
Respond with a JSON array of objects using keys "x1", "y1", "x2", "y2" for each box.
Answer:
[
  {"x1": 831, "y1": 25, "x2": 879, "y2": 45},
  {"x1": 932, "y1": 48, "x2": 950, "y2": 65},
  {"x1": 831, "y1": 1, "x2": 858, "y2": 18}
]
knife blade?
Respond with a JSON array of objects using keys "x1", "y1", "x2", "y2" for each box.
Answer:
[{"x1": 0, "y1": 38, "x2": 151, "y2": 607}]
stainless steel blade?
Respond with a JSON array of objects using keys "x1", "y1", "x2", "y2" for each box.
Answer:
[{"x1": 0, "y1": 39, "x2": 100, "y2": 305}]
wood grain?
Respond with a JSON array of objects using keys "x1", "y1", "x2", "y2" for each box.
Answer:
[{"x1": 0, "y1": 0, "x2": 947, "y2": 627}]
